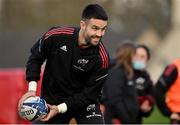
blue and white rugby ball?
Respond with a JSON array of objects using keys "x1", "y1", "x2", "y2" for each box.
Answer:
[{"x1": 19, "y1": 96, "x2": 49, "y2": 121}]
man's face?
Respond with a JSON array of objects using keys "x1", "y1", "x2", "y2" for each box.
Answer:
[{"x1": 81, "y1": 18, "x2": 108, "y2": 46}]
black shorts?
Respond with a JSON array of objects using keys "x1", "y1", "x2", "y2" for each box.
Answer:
[{"x1": 34, "y1": 103, "x2": 104, "y2": 124}]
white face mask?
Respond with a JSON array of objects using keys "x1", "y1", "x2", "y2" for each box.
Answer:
[{"x1": 132, "y1": 60, "x2": 146, "y2": 70}]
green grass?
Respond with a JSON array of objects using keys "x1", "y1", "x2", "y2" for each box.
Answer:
[{"x1": 143, "y1": 106, "x2": 170, "y2": 124}]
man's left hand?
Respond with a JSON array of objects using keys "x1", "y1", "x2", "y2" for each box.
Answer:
[{"x1": 40, "y1": 104, "x2": 59, "y2": 121}]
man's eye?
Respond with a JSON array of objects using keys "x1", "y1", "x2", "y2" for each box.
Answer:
[
  {"x1": 92, "y1": 27, "x2": 99, "y2": 30},
  {"x1": 102, "y1": 27, "x2": 107, "y2": 31}
]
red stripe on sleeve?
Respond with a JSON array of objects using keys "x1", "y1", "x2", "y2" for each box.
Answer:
[
  {"x1": 99, "y1": 48, "x2": 105, "y2": 68},
  {"x1": 164, "y1": 64, "x2": 176, "y2": 76},
  {"x1": 45, "y1": 27, "x2": 74, "y2": 40},
  {"x1": 99, "y1": 43, "x2": 108, "y2": 68}
]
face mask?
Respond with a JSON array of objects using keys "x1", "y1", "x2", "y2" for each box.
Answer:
[{"x1": 133, "y1": 60, "x2": 146, "y2": 70}]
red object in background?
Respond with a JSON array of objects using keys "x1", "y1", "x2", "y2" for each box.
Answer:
[{"x1": 0, "y1": 68, "x2": 42, "y2": 124}]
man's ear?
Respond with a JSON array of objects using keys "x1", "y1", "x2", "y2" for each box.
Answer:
[{"x1": 80, "y1": 20, "x2": 86, "y2": 30}]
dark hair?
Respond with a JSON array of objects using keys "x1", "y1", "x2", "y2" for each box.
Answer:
[
  {"x1": 137, "y1": 44, "x2": 151, "y2": 60},
  {"x1": 81, "y1": 4, "x2": 108, "y2": 21},
  {"x1": 116, "y1": 42, "x2": 136, "y2": 78}
]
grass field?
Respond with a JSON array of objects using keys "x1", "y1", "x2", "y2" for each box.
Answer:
[{"x1": 143, "y1": 106, "x2": 170, "y2": 124}]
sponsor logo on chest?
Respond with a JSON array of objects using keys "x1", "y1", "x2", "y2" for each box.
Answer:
[
  {"x1": 73, "y1": 59, "x2": 89, "y2": 71},
  {"x1": 77, "y1": 59, "x2": 89, "y2": 66}
]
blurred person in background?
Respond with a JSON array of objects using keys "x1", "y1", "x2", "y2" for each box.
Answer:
[
  {"x1": 155, "y1": 58, "x2": 180, "y2": 124},
  {"x1": 133, "y1": 44, "x2": 155, "y2": 124},
  {"x1": 103, "y1": 42, "x2": 139, "y2": 124},
  {"x1": 18, "y1": 4, "x2": 109, "y2": 124}
]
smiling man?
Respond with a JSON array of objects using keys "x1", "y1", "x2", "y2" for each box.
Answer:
[{"x1": 18, "y1": 4, "x2": 109, "y2": 124}]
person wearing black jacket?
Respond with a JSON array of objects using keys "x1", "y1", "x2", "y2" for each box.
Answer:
[
  {"x1": 103, "y1": 42, "x2": 139, "y2": 124},
  {"x1": 133, "y1": 45, "x2": 155, "y2": 123},
  {"x1": 18, "y1": 4, "x2": 109, "y2": 124}
]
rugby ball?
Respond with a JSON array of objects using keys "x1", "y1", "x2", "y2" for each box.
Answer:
[{"x1": 19, "y1": 96, "x2": 49, "y2": 121}]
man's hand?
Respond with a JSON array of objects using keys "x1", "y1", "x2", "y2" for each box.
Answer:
[
  {"x1": 40, "y1": 104, "x2": 59, "y2": 122},
  {"x1": 18, "y1": 90, "x2": 36, "y2": 112},
  {"x1": 140, "y1": 100, "x2": 152, "y2": 112}
]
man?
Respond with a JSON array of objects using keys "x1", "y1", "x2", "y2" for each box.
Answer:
[
  {"x1": 18, "y1": 4, "x2": 109, "y2": 124},
  {"x1": 132, "y1": 44, "x2": 155, "y2": 123},
  {"x1": 155, "y1": 58, "x2": 180, "y2": 124}
]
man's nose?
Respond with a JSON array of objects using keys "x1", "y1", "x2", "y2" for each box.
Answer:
[{"x1": 96, "y1": 30, "x2": 104, "y2": 37}]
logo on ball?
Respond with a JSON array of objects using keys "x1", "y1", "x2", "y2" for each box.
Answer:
[{"x1": 19, "y1": 96, "x2": 48, "y2": 121}]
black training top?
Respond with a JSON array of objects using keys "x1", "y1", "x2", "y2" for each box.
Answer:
[{"x1": 26, "y1": 27, "x2": 109, "y2": 112}]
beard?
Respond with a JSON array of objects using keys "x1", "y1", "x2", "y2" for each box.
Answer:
[
  {"x1": 84, "y1": 36, "x2": 92, "y2": 46},
  {"x1": 84, "y1": 35, "x2": 102, "y2": 46}
]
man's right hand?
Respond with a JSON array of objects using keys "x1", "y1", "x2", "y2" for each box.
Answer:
[{"x1": 18, "y1": 90, "x2": 36, "y2": 112}]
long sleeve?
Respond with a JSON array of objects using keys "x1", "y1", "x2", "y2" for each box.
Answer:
[
  {"x1": 141, "y1": 72, "x2": 155, "y2": 117},
  {"x1": 103, "y1": 68, "x2": 131, "y2": 123},
  {"x1": 26, "y1": 33, "x2": 52, "y2": 82},
  {"x1": 155, "y1": 64, "x2": 178, "y2": 116}
]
